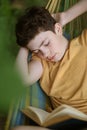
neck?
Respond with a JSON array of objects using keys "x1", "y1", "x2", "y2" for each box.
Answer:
[{"x1": 63, "y1": 36, "x2": 69, "y2": 53}]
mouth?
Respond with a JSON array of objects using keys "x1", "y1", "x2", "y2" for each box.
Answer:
[{"x1": 47, "y1": 54, "x2": 56, "y2": 61}]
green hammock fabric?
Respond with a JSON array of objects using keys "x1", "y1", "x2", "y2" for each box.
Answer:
[
  {"x1": 5, "y1": 0, "x2": 87, "y2": 130},
  {"x1": 46, "y1": 0, "x2": 87, "y2": 38}
]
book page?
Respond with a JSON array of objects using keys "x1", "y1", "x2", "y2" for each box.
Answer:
[
  {"x1": 46, "y1": 105, "x2": 87, "y2": 122},
  {"x1": 26, "y1": 106, "x2": 50, "y2": 123},
  {"x1": 47, "y1": 104, "x2": 66, "y2": 118},
  {"x1": 45, "y1": 109, "x2": 70, "y2": 122},
  {"x1": 64, "y1": 107, "x2": 87, "y2": 121},
  {"x1": 22, "y1": 105, "x2": 87, "y2": 127},
  {"x1": 44, "y1": 108, "x2": 87, "y2": 127},
  {"x1": 21, "y1": 108, "x2": 41, "y2": 125},
  {"x1": 44, "y1": 114, "x2": 70, "y2": 127}
]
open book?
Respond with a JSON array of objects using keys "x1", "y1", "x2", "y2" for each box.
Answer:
[{"x1": 21, "y1": 104, "x2": 87, "y2": 127}]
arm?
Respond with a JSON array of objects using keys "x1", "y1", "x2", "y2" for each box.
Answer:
[
  {"x1": 53, "y1": 0, "x2": 87, "y2": 27},
  {"x1": 15, "y1": 47, "x2": 43, "y2": 86}
]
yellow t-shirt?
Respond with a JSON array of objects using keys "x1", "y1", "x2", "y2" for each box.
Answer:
[{"x1": 32, "y1": 29, "x2": 87, "y2": 113}]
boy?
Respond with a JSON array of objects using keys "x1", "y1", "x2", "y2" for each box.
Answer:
[{"x1": 14, "y1": 0, "x2": 87, "y2": 129}]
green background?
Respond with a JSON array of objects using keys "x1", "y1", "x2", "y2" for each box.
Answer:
[{"x1": 0, "y1": 0, "x2": 47, "y2": 115}]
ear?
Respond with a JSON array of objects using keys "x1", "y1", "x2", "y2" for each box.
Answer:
[{"x1": 54, "y1": 23, "x2": 62, "y2": 35}]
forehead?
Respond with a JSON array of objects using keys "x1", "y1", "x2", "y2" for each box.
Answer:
[{"x1": 27, "y1": 31, "x2": 50, "y2": 50}]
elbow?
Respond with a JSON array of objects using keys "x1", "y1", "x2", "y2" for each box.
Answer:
[{"x1": 23, "y1": 77, "x2": 37, "y2": 87}]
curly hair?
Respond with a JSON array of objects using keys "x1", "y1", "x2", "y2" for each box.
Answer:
[{"x1": 16, "y1": 6, "x2": 56, "y2": 47}]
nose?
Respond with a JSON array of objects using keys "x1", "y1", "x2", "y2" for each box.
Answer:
[{"x1": 40, "y1": 46, "x2": 49, "y2": 58}]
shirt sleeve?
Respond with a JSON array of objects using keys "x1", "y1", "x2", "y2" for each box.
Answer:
[{"x1": 32, "y1": 53, "x2": 42, "y2": 62}]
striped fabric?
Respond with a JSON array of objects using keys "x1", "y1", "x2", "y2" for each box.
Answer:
[{"x1": 5, "y1": 82, "x2": 51, "y2": 130}]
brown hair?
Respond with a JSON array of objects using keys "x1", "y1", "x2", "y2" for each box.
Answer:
[{"x1": 16, "y1": 6, "x2": 56, "y2": 47}]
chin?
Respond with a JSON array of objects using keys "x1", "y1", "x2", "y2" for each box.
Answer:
[{"x1": 55, "y1": 56, "x2": 63, "y2": 62}]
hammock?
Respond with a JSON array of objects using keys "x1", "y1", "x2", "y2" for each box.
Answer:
[
  {"x1": 5, "y1": 0, "x2": 87, "y2": 130},
  {"x1": 46, "y1": 0, "x2": 87, "y2": 38}
]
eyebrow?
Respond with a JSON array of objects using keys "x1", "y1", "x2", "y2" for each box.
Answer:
[
  {"x1": 31, "y1": 42, "x2": 43, "y2": 52},
  {"x1": 31, "y1": 39, "x2": 46, "y2": 52}
]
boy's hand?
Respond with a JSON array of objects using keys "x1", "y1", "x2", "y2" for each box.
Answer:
[
  {"x1": 52, "y1": 0, "x2": 87, "y2": 27},
  {"x1": 20, "y1": 47, "x2": 29, "y2": 55},
  {"x1": 52, "y1": 12, "x2": 65, "y2": 27},
  {"x1": 17, "y1": 47, "x2": 29, "y2": 61},
  {"x1": 52, "y1": 13, "x2": 61, "y2": 22}
]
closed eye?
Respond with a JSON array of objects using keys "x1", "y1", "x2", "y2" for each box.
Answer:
[
  {"x1": 33, "y1": 49, "x2": 39, "y2": 53},
  {"x1": 44, "y1": 42, "x2": 50, "y2": 46}
]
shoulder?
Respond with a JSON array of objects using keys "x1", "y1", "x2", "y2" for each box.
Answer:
[
  {"x1": 81, "y1": 29, "x2": 87, "y2": 38},
  {"x1": 30, "y1": 53, "x2": 43, "y2": 70},
  {"x1": 71, "y1": 29, "x2": 87, "y2": 46},
  {"x1": 79, "y1": 29, "x2": 87, "y2": 45},
  {"x1": 32, "y1": 53, "x2": 49, "y2": 67}
]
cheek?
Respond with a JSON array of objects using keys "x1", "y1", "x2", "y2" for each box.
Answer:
[{"x1": 49, "y1": 42, "x2": 59, "y2": 53}]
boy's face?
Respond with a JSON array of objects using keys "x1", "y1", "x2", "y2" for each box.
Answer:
[{"x1": 27, "y1": 23, "x2": 68, "y2": 62}]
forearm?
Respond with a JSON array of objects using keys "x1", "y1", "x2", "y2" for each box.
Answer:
[
  {"x1": 63, "y1": 0, "x2": 87, "y2": 26},
  {"x1": 15, "y1": 48, "x2": 43, "y2": 86},
  {"x1": 15, "y1": 47, "x2": 29, "y2": 85}
]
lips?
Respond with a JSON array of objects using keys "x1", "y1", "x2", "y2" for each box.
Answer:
[{"x1": 48, "y1": 54, "x2": 56, "y2": 61}]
